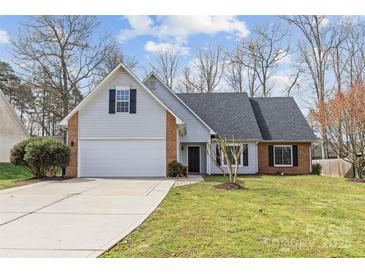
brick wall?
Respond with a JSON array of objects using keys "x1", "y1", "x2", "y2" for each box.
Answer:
[
  {"x1": 166, "y1": 110, "x2": 177, "y2": 173},
  {"x1": 258, "y1": 142, "x2": 311, "y2": 174},
  {"x1": 66, "y1": 112, "x2": 78, "y2": 177}
]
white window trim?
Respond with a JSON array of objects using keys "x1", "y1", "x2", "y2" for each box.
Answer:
[
  {"x1": 273, "y1": 145, "x2": 293, "y2": 167},
  {"x1": 116, "y1": 87, "x2": 130, "y2": 113},
  {"x1": 222, "y1": 144, "x2": 244, "y2": 167}
]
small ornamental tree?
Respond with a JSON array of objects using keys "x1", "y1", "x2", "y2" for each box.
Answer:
[
  {"x1": 208, "y1": 136, "x2": 248, "y2": 187},
  {"x1": 311, "y1": 82, "x2": 365, "y2": 178}
]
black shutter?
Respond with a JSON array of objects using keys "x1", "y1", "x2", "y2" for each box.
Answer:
[
  {"x1": 129, "y1": 89, "x2": 136, "y2": 114},
  {"x1": 216, "y1": 145, "x2": 221, "y2": 166},
  {"x1": 293, "y1": 145, "x2": 298, "y2": 166},
  {"x1": 243, "y1": 146, "x2": 248, "y2": 166},
  {"x1": 109, "y1": 89, "x2": 116, "y2": 114},
  {"x1": 268, "y1": 145, "x2": 274, "y2": 166}
]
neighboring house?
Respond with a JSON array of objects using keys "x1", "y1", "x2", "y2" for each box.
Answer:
[
  {"x1": 0, "y1": 90, "x2": 29, "y2": 162},
  {"x1": 60, "y1": 63, "x2": 317, "y2": 177}
]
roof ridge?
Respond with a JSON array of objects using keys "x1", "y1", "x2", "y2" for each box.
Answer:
[{"x1": 250, "y1": 96, "x2": 294, "y2": 99}]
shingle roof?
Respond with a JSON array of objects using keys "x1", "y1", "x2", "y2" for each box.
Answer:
[
  {"x1": 177, "y1": 92, "x2": 316, "y2": 141},
  {"x1": 177, "y1": 92, "x2": 263, "y2": 140},
  {"x1": 249, "y1": 97, "x2": 317, "y2": 141}
]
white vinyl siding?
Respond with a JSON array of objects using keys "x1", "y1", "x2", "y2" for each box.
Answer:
[
  {"x1": 79, "y1": 68, "x2": 166, "y2": 138},
  {"x1": 209, "y1": 142, "x2": 258, "y2": 174},
  {"x1": 146, "y1": 75, "x2": 211, "y2": 143}
]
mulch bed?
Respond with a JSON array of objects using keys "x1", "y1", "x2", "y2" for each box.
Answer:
[
  {"x1": 215, "y1": 182, "x2": 248, "y2": 190},
  {"x1": 18, "y1": 176, "x2": 72, "y2": 183},
  {"x1": 351, "y1": 178, "x2": 365, "y2": 183}
]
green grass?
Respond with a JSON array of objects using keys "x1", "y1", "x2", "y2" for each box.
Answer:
[
  {"x1": 102, "y1": 175, "x2": 365, "y2": 258},
  {"x1": 0, "y1": 163, "x2": 33, "y2": 190}
]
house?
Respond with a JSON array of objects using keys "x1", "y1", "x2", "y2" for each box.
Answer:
[
  {"x1": 59, "y1": 63, "x2": 317, "y2": 177},
  {"x1": 0, "y1": 90, "x2": 29, "y2": 162}
]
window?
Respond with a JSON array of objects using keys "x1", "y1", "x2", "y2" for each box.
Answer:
[
  {"x1": 223, "y1": 145, "x2": 242, "y2": 166},
  {"x1": 116, "y1": 89, "x2": 129, "y2": 112},
  {"x1": 274, "y1": 145, "x2": 293, "y2": 166}
]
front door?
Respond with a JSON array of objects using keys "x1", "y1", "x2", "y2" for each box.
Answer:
[{"x1": 188, "y1": 146, "x2": 200, "y2": 173}]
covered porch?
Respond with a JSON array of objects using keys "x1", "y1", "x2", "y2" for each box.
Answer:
[{"x1": 178, "y1": 142, "x2": 211, "y2": 175}]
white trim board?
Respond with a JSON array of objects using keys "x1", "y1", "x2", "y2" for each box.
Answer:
[{"x1": 79, "y1": 137, "x2": 166, "y2": 140}]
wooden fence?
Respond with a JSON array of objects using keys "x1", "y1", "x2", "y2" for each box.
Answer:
[{"x1": 312, "y1": 158, "x2": 353, "y2": 178}]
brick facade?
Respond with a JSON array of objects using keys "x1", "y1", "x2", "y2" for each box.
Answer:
[
  {"x1": 66, "y1": 112, "x2": 78, "y2": 177},
  {"x1": 258, "y1": 142, "x2": 311, "y2": 174},
  {"x1": 166, "y1": 110, "x2": 177, "y2": 173}
]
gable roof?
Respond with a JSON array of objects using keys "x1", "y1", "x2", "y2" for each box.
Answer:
[
  {"x1": 177, "y1": 92, "x2": 262, "y2": 140},
  {"x1": 249, "y1": 97, "x2": 317, "y2": 141},
  {"x1": 0, "y1": 89, "x2": 29, "y2": 137},
  {"x1": 143, "y1": 72, "x2": 215, "y2": 134},
  {"x1": 59, "y1": 63, "x2": 182, "y2": 127}
]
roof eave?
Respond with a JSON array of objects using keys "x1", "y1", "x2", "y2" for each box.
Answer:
[
  {"x1": 143, "y1": 72, "x2": 216, "y2": 135},
  {"x1": 259, "y1": 139, "x2": 317, "y2": 143}
]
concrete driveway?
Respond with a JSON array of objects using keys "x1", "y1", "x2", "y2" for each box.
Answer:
[{"x1": 0, "y1": 178, "x2": 174, "y2": 258}]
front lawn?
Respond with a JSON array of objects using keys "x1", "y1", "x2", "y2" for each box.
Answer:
[
  {"x1": 0, "y1": 163, "x2": 33, "y2": 190},
  {"x1": 102, "y1": 175, "x2": 365, "y2": 258}
]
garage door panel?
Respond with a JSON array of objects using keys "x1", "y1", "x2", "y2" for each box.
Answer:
[{"x1": 79, "y1": 139, "x2": 165, "y2": 177}]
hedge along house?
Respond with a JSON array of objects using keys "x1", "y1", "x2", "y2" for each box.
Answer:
[{"x1": 59, "y1": 63, "x2": 317, "y2": 177}]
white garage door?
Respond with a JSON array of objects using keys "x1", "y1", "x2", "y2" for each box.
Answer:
[{"x1": 79, "y1": 139, "x2": 166, "y2": 177}]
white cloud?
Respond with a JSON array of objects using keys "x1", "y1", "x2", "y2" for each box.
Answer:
[
  {"x1": 144, "y1": 41, "x2": 190, "y2": 55},
  {"x1": 118, "y1": 16, "x2": 154, "y2": 41},
  {"x1": 0, "y1": 29, "x2": 10, "y2": 44},
  {"x1": 118, "y1": 15, "x2": 249, "y2": 43}
]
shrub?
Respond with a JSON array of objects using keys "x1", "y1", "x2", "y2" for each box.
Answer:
[
  {"x1": 312, "y1": 163, "x2": 322, "y2": 175},
  {"x1": 11, "y1": 137, "x2": 70, "y2": 177},
  {"x1": 10, "y1": 137, "x2": 42, "y2": 166},
  {"x1": 167, "y1": 161, "x2": 187, "y2": 177}
]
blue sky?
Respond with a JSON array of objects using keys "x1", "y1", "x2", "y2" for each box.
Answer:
[
  {"x1": 0, "y1": 15, "x2": 283, "y2": 70},
  {"x1": 0, "y1": 15, "x2": 340, "y2": 115}
]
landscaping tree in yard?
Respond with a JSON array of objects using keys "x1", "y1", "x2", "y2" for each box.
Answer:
[
  {"x1": 311, "y1": 82, "x2": 365, "y2": 178},
  {"x1": 208, "y1": 136, "x2": 248, "y2": 188}
]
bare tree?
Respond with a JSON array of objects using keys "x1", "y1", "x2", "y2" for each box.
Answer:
[
  {"x1": 208, "y1": 136, "x2": 247, "y2": 185},
  {"x1": 11, "y1": 16, "x2": 112, "y2": 128},
  {"x1": 281, "y1": 16, "x2": 340, "y2": 158},
  {"x1": 283, "y1": 63, "x2": 303, "y2": 96},
  {"x1": 192, "y1": 45, "x2": 226, "y2": 93},
  {"x1": 343, "y1": 18, "x2": 365, "y2": 87},
  {"x1": 231, "y1": 23, "x2": 289, "y2": 97},
  {"x1": 96, "y1": 41, "x2": 138, "y2": 79},
  {"x1": 150, "y1": 49, "x2": 179, "y2": 89},
  {"x1": 225, "y1": 46, "x2": 245, "y2": 92},
  {"x1": 176, "y1": 67, "x2": 198, "y2": 93}
]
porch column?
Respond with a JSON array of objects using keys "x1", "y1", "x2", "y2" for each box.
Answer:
[{"x1": 206, "y1": 142, "x2": 211, "y2": 175}]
